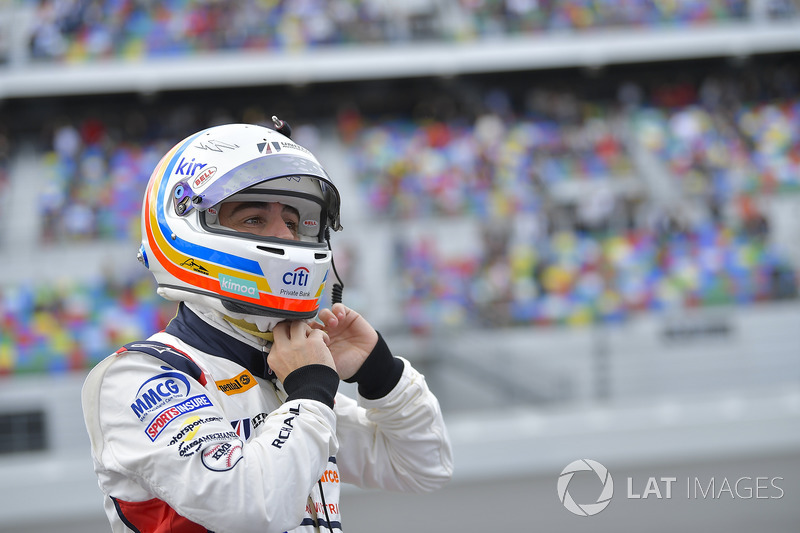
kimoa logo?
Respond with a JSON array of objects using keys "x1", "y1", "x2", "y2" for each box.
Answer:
[
  {"x1": 557, "y1": 459, "x2": 614, "y2": 517},
  {"x1": 219, "y1": 274, "x2": 259, "y2": 299}
]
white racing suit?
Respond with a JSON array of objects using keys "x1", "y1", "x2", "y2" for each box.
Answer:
[{"x1": 82, "y1": 302, "x2": 453, "y2": 533}]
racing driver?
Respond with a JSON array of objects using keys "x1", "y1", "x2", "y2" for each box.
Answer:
[{"x1": 81, "y1": 121, "x2": 453, "y2": 533}]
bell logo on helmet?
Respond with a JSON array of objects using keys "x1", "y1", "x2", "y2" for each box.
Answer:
[
  {"x1": 219, "y1": 274, "x2": 259, "y2": 299},
  {"x1": 283, "y1": 267, "x2": 310, "y2": 287},
  {"x1": 191, "y1": 166, "x2": 217, "y2": 189}
]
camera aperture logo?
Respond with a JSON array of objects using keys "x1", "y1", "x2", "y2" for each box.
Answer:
[{"x1": 557, "y1": 459, "x2": 614, "y2": 517}]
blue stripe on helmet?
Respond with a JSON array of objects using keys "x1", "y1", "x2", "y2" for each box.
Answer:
[{"x1": 156, "y1": 131, "x2": 264, "y2": 275}]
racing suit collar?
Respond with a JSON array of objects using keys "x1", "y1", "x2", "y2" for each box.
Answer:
[{"x1": 165, "y1": 302, "x2": 274, "y2": 380}]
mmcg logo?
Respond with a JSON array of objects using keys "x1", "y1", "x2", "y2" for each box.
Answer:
[{"x1": 130, "y1": 370, "x2": 191, "y2": 420}]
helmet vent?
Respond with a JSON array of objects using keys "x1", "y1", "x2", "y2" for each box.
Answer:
[
  {"x1": 256, "y1": 245, "x2": 285, "y2": 256},
  {"x1": 314, "y1": 253, "x2": 329, "y2": 260}
]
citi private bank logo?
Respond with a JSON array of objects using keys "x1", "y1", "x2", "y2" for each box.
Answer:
[{"x1": 557, "y1": 459, "x2": 614, "y2": 517}]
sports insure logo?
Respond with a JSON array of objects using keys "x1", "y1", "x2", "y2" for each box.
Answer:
[
  {"x1": 557, "y1": 459, "x2": 614, "y2": 517},
  {"x1": 145, "y1": 395, "x2": 213, "y2": 441}
]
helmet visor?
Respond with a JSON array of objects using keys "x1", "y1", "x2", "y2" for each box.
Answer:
[
  {"x1": 175, "y1": 153, "x2": 341, "y2": 231},
  {"x1": 204, "y1": 188, "x2": 326, "y2": 241}
]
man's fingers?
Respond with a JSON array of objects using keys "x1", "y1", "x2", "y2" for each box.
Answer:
[
  {"x1": 309, "y1": 321, "x2": 325, "y2": 332},
  {"x1": 290, "y1": 320, "x2": 311, "y2": 339},
  {"x1": 309, "y1": 328, "x2": 331, "y2": 346},
  {"x1": 316, "y1": 308, "x2": 336, "y2": 329},
  {"x1": 272, "y1": 321, "x2": 290, "y2": 341},
  {"x1": 331, "y1": 303, "x2": 348, "y2": 320},
  {"x1": 318, "y1": 305, "x2": 352, "y2": 330}
]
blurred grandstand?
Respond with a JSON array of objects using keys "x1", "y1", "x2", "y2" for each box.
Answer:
[{"x1": 0, "y1": 2, "x2": 799, "y2": 532}]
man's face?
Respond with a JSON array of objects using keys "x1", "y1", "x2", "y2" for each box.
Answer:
[{"x1": 217, "y1": 201, "x2": 300, "y2": 241}]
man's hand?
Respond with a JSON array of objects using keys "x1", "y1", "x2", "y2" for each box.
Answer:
[
  {"x1": 269, "y1": 320, "x2": 335, "y2": 383},
  {"x1": 311, "y1": 303, "x2": 378, "y2": 381}
]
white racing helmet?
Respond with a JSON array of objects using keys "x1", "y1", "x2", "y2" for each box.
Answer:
[{"x1": 139, "y1": 122, "x2": 342, "y2": 320}]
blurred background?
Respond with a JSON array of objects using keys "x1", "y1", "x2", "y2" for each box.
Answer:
[{"x1": 1, "y1": 0, "x2": 799, "y2": 531}]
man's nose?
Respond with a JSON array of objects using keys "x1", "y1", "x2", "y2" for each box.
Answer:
[{"x1": 267, "y1": 218, "x2": 295, "y2": 240}]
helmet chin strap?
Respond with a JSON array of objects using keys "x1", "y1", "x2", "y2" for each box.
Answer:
[
  {"x1": 162, "y1": 288, "x2": 286, "y2": 342},
  {"x1": 221, "y1": 314, "x2": 278, "y2": 342}
]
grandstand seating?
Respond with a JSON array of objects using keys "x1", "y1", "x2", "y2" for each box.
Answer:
[
  {"x1": 0, "y1": 0, "x2": 795, "y2": 376},
  {"x1": 19, "y1": 0, "x2": 765, "y2": 62},
  {"x1": 0, "y1": 66, "x2": 795, "y2": 373}
]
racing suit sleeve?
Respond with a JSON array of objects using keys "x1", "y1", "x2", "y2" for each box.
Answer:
[
  {"x1": 82, "y1": 352, "x2": 339, "y2": 533},
  {"x1": 333, "y1": 334, "x2": 454, "y2": 492}
]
